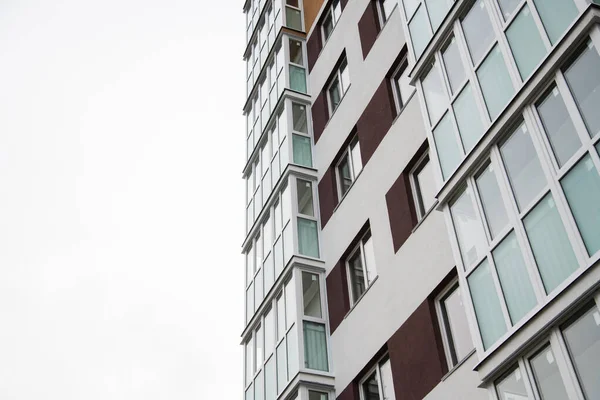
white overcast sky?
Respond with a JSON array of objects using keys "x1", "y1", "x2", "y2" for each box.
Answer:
[{"x1": 0, "y1": 1, "x2": 245, "y2": 398}]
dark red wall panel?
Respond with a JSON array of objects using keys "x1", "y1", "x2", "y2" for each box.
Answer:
[
  {"x1": 387, "y1": 300, "x2": 447, "y2": 400},
  {"x1": 318, "y1": 166, "x2": 338, "y2": 229},
  {"x1": 312, "y1": 91, "x2": 329, "y2": 143},
  {"x1": 358, "y1": 1, "x2": 381, "y2": 59},
  {"x1": 356, "y1": 78, "x2": 396, "y2": 165},
  {"x1": 340, "y1": 0, "x2": 348, "y2": 10},
  {"x1": 326, "y1": 261, "x2": 350, "y2": 334},
  {"x1": 307, "y1": 29, "x2": 322, "y2": 72},
  {"x1": 385, "y1": 172, "x2": 418, "y2": 252}
]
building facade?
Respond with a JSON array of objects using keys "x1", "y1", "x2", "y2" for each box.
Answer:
[{"x1": 242, "y1": 0, "x2": 600, "y2": 399}]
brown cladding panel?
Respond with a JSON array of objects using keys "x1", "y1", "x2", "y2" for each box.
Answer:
[
  {"x1": 318, "y1": 166, "x2": 338, "y2": 228},
  {"x1": 358, "y1": 1, "x2": 381, "y2": 59},
  {"x1": 307, "y1": 29, "x2": 322, "y2": 72},
  {"x1": 385, "y1": 173, "x2": 418, "y2": 252},
  {"x1": 337, "y1": 382, "x2": 359, "y2": 400},
  {"x1": 303, "y1": 0, "x2": 326, "y2": 34},
  {"x1": 387, "y1": 300, "x2": 447, "y2": 400},
  {"x1": 340, "y1": 0, "x2": 348, "y2": 10},
  {"x1": 326, "y1": 261, "x2": 350, "y2": 334},
  {"x1": 312, "y1": 91, "x2": 329, "y2": 143},
  {"x1": 356, "y1": 78, "x2": 396, "y2": 165}
]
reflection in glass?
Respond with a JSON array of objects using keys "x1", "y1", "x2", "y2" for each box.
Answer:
[
  {"x1": 564, "y1": 40, "x2": 600, "y2": 138},
  {"x1": 292, "y1": 134, "x2": 312, "y2": 167},
  {"x1": 468, "y1": 259, "x2": 507, "y2": 349},
  {"x1": 348, "y1": 249, "x2": 366, "y2": 301},
  {"x1": 289, "y1": 65, "x2": 307, "y2": 93},
  {"x1": 409, "y1": 6, "x2": 432, "y2": 58},
  {"x1": 533, "y1": 0, "x2": 577, "y2": 44},
  {"x1": 362, "y1": 371, "x2": 380, "y2": 400},
  {"x1": 302, "y1": 271, "x2": 322, "y2": 318},
  {"x1": 423, "y1": 62, "x2": 448, "y2": 125},
  {"x1": 476, "y1": 165, "x2": 508, "y2": 239},
  {"x1": 561, "y1": 155, "x2": 600, "y2": 256},
  {"x1": 441, "y1": 285, "x2": 474, "y2": 364},
  {"x1": 415, "y1": 158, "x2": 437, "y2": 215},
  {"x1": 298, "y1": 218, "x2": 319, "y2": 258},
  {"x1": 426, "y1": 0, "x2": 452, "y2": 31},
  {"x1": 477, "y1": 46, "x2": 514, "y2": 119},
  {"x1": 453, "y1": 84, "x2": 484, "y2": 152},
  {"x1": 462, "y1": 0, "x2": 494, "y2": 65},
  {"x1": 530, "y1": 345, "x2": 569, "y2": 400},
  {"x1": 506, "y1": 5, "x2": 546, "y2": 80},
  {"x1": 492, "y1": 232, "x2": 537, "y2": 324},
  {"x1": 450, "y1": 189, "x2": 487, "y2": 268},
  {"x1": 292, "y1": 103, "x2": 307, "y2": 133},
  {"x1": 524, "y1": 195, "x2": 578, "y2": 293},
  {"x1": 276, "y1": 339, "x2": 287, "y2": 391},
  {"x1": 497, "y1": 0, "x2": 521, "y2": 20},
  {"x1": 303, "y1": 322, "x2": 328, "y2": 371},
  {"x1": 380, "y1": 358, "x2": 396, "y2": 400},
  {"x1": 433, "y1": 112, "x2": 462, "y2": 179},
  {"x1": 495, "y1": 368, "x2": 530, "y2": 400},
  {"x1": 563, "y1": 306, "x2": 600, "y2": 399},
  {"x1": 537, "y1": 86, "x2": 581, "y2": 166},
  {"x1": 442, "y1": 37, "x2": 466, "y2": 95},
  {"x1": 500, "y1": 124, "x2": 546, "y2": 211},
  {"x1": 297, "y1": 179, "x2": 314, "y2": 216}
]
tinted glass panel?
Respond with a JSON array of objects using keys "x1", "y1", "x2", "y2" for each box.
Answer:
[
  {"x1": 468, "y1": 259, "x2": 507, "y2": 349},
  {"x1": 289, "y1": 39, "x2": 303, "y2": 65},
  {"x1": 564, "y1": 41, "x2": 600, "y2": 138},
  {"x1": 409, "y1": 6, "x2": 432, "y2": 58},
  {"x1": 492, "y1": 232, "x2": 537, "y2": 324},
  {"x1": 302, "y1": 272, "x2": 322, "y2": 318},
  {"x1": 289, "y1": 65, "x2": 307, "y2": 93},
  {"x1": 495, "y1": 368, "x2": 529, "y2": 400},
  {"x1": 451, "y1": 189, "x2": 487, "y2": 268},
  {"x1": 423, "y1": 62, "x2": 448, "y2": 125},
  {"x1": 265, "y1": 357, "x2": 276, "y2": 400},
  {"x1": 442, "y1": 285, "x2": 474, "y2": 363},
  {"x1": 362, "y1": 371, "x2": 380, "y2": 400},
  {"x1": 348, "y1": 249, "x2": 366, "y2": 301},
  {"x1": 533, "y1": 0, "x2": 577, "y2": 44},
  {"x1": 297, "y1": 179, "x2": 314, "y2": 216},
  {"x1": 476, "y1": 165, "x2": 508, "y2": 239},
  {"x1": 500, "y1": 124, "x2": 546, "y2": 211},
  {"x1": 292, "y1": 103, "x2": 307, "y2": 133},
  {"x1": 298, "y1": 218, "x2": 319, "y2": 257},
  {"x1": 292, "y1": 134, "x2": 312, "y2": 167},
  {"x1": 561, "y1": 155, "x2": 600, "y2": 256},
  {"x1": 506, "y1": 5, "x2": 547, "y2": 80},
  {"x1": 454, "y1": 84, "x2": 484, "y2": 152},
  {"x1": 563, "y1": 306, "x2": 600, "y2": 399},
  {"x1": 433, "y1": 112, "x2": 462, "y2": 179},
  {"x1": 309, "y1": 391, "x2": 328, "y2": 400},
  {"x1": 477, "y1": 45, "x2": 514, "y2": 119},
  {"x1": 286, "y1": 7, "x2": 302, "y2": 30},
  {"x1": 303, "y1": 322, "x2": 328, "y2": 371},
  {"x1": 524, "y1": 195, "x2": 578, "y2": 293},
  {"x1": 462, "y1": 0, "x2": 494, "y2": 65},
  {"x1": 426, "y1": 0, "x2": 452, "y2": 31},
  {"x1": 403, "y1": 0, "x2": 420, "y2": 19},
  {"x1": 530, "y1": 346, "x2": 569, "y2": 400},
  {"x1": 442, "y1": 37, "x2": 466, "y2": 95},
  {"x1": 537, "y1": 87, "x2": 581, "y2": 166},
  {"x1": 276, "y1": 339, "x2": 287, "y2": 391},
  {"x1": 497, "y1": 0, "x2": 521, "y2": 20},
  {"x1": 416, "y1": 159, "x2": 437, "y2": 215}
]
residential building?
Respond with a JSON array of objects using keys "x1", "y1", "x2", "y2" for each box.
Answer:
[{"x1": 242, "y1": 0, "x2": 600, "y2": 399}]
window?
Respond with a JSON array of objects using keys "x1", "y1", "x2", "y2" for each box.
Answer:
[
  {"x1": 378, "y1": 0, "x2": 398, "y2": 23},
  {"x1": 347, "y1": 230, "x2": 377, "y2": 304},
  {"x1": 391, "y1": 56, "x2": 415, "y2": 112},
  {"x1": 291, "y1": 102, "x2": 313, "y2": 168},
  {"x1": 441, "y1": 37, "x2": 465, "y2": 96},
  {"x1": 322, "y1": 0, "x2": 342, "y2": 41},
  {"x1": 303, "y1": 321, "x2": 329, "y2": 371},
  {"x1": 433, "y1": 112, "x2": 462, "y2": 180},
  {"x1": 425, "y1": 0, "x2": 453, "y2": 31},
  {"x1": 436, "y1": 281, "x2": 474, "y2": 368},
  {"x1": 302, "y1": 271, "x2": 322, "y2": 318},
  {"x1": 298, "y1": 218, "x2": 319, "y2": 257},
  {"x1": 408, "y1": 5, "x2": 432, "y2": 58},
  {"x1": 533, "y1": 0, "x2": 577, "y2": 44},
  {"x1": 297, "y1": 179, "x2": 314, "y2": 217},
  {"x1": 450, "y1": 186, "x2": 487, "y2": 268},
  {"x1": 309, "y1": 391, "x2": 328, "y2": 400},
  {"x1": 289, "y1": 39, "x2": 307, "y2": 93},
  {"x1": 359, "y1": 355, "x2": 395, "y2": 400},
  {"x1": 461, "y1": 0, "x2": 494, "y2": 65},
  {"x1": 410, "y1": 153, "x2": 436, "y2": 219},
  {"x1": 529, "y1": 345, "x2": 569, "y2": 399},
  {"x1": 495, "y1": 367, "x2": 529, "y2": 400},
  {"x1": 327, "y1": 58, "x2": 350, "y2": 113},
  {"x1": 453, "y1": 84, "x2": 484, "y2": 152},
  {"x1": 422, "y1": 61, "x2": 448, "y2": 125},
  {"x1": 285, "y1": 0, "x2": 303, "y2": 30},
  {"x1": 336, "y1": 136, "x2": 362, "y2": 198},
  {"x1": 477, "y1": 45, "x2": 514, "y2": 119},
  {"x1": 475, "y1": 164, "x2": 508, "y2": 239},
  {"x1": 506, "y1": 5, "x2": 546, "y2": 80}
]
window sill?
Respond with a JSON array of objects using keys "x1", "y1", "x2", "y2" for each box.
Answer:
[
  {"x1": 332, "y1": 167, "x2": 363, "y2": 215},
  {"x1": 411, "y1": 200, "x2": 439, "y2": 234},
  {"x1": 321, "y1": 84, "x2": 352, "y2": 136},
  {"x1": 343, "y1": 275, "x2": 379, "y2": 320},
  {"x1": 440, "y1": 349, "x2": 476, "y2": 382},
  {"x1": 390, "y1": 90, "x2": 417, "y2": 128}
]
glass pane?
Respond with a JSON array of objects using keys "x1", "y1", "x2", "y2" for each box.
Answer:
[
  {"x1": 597, "y1": 142, "x2": 600, "y2": 156},
  {"x1": 309, "y1": 391, "x2": 328, "y2": 400},
  {"x1": 362, "y1": 371, "x2": 380, "y2": 400},
  {"x1": 329, "y1": 78, "x2": 341, "y2": 111},
  {"x1": 500, "y1": 123, "x2": 546, "y2": 211},
  {"x1": 382, "y1": 0, "x2": 398, "y2": 21},
  {"x1": 265, "y1": 308, "x2": 275, "y2": 356},
  {"x1": 476, "y1": 165, "x2": 509, "y2": 239},
  {"x1": 533, "y1": 0, "x2": 577, "y2": 44},
  {"x1": 477, "y1": 45, "x2": 514, "y2": 119},
  {"x1": 561, "y1": 155, "x2": 600, "y2": 256},
  {"x1": 255, "y1": 371, "x2": 264, "y2": 400},
  {"x1": 462, "y1": 0, "x2": 494, "y2": 65},
  {"x1": 537, "y1": 87, "x2": 581, "y2": 166},
  {"x1": 277, "y1": 295, "x2": 285, "y2": 340},
  {"x1": 563, "y1": 306, "x2": 600, "y2": 399},
  {"x1": 274, "y1": 237, "x2": 283, "y2": 278},
  {"x1": 264, "y1": 253, "x2": 274, "y2": 294},
  {"x1": 338, "y1": 153, "x2": 352, "y2": 196},
  {"x1": 564, "y1": 40, "x2": 600, "y2": 138},
  {"x1": 285, "y1": 7, "x2": 302, "y2": 30},
  {"x1": 495, "y1": 368, "x2": 529, "y2": 400},
  {"x1": 285, "y1": 279, "x2": 296, "y2": 329},
  {"x1": 265, "y1": 357, "x2": 276, "y2": 400},
  {"x1": 524, "y1": 194, "x2": 578, "y2": 293},
  {"x1": 416, "y1": 159, "x2": 437, "y2": 214},
  {"x1": 255, "y1": 268, "x2": 263, "y2": 309},
  {"x1": 442, "y1": 37, "x2": 466, "y2": 95},
  {"x1": 363, "y1": 234, "x2": 377, "y2": 284},
  {"x1": 340, "y1": 61, "x2": 350, "y2": 92},
  {"x1": 246, "y1": 384, "x2": 254, "y2": 400},
  {"x1": 298, "y1": 218, "x2": 319, "y2": 257},
  {"x1": 468, "y1": 259, "x2": 507, "y2": 349},
  {"x1": 276, "y1": 339, "x2": 287, "y2": 392},
  {"x1": 426, "y1": 0, "x2": 452, "y2": 31},
  {"x1": 454, "y1": 84, "x2": 484, "y2": 152},
  {"x1": 292, "y1": 103, "x2": 307, "y2": 133},
  {"x1": 303, "y1": 322, "x2": 329, "y2": 371},
  {"x1": 289, "y1": 39, "x2": 303, "y2": 65},
  {"x1": 246, "y1": 337, "x2": 254, "y2": 385},
  {"x1": 380, "y1": 358, "x2": 396, "y2": 400},
  {"x1": 422, "y1": 62, "x2": 448, "y2": 125},
  {"x1": 282, "y1": 184, "x2": 291, "y2": 224},
  {"x1": 433, "y1": 112, "x2": 462, "y2": 179},
  {"x1": 348, "y1": 249, "x2": 366, "y2": 301},
  {"x1": 530, "y1": 346, "x2": 569, "y2": 400},
  {"x1": 351, "y1": 138, "x2": 363, "y2": 176},
  {"x1": 507, "y1": 5, "x2": 547, "y2": 81},
  {"x1": 287, "y1": 325, "x2": 298, "y2": 379},
  {"x1": 451, "y1": 189, "x2": 487, "y2": 267},
  {"x1": 497, "y1": 0, "x2": 521, "y2": 20},
  {"x1": 409, "y1": 6, "x2": 432, "y2": 58},
  {"x1": 297, "y1": 179, "x2": 314, "y2": 216},
  {"x1": 403, "y1": 0, "x2": 420, "y2": 19},
  {"x1": 289, "y1": 65, "x2": 307, "y2": 93},
  {"x1": 293, "y1": 134, "x2": 312, "y2": 167},
  {"x1": 302, "y1": 271, "x2": 322, "y2": 318},
  {"x1": 247, "y1": 283, "x2": 255, "y2": 322},
  {"x1": 442, "y1": 286, "x2": 475, "y2": 363},
  {"x1": 396, "y1": 63, "x2": 415, "y2": 105},
  {"x1": 492, "y1": 232, "x2": 537, "y2": 324},
  {"x1": 323, "y1": 13, "x2": 334, "y2": 40}
]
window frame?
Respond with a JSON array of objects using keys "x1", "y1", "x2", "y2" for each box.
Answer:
[
  {"x1": 321, "y1": 0, "x2": 342, "y2": 43},
  {"x1": 326, "y1": 58, "x2": 350, "y2": 115},
  {"x1": 335, "y1": 135, "x2": 362, "y2": 200},
  {"x1": 345, "y1": 230, "x2": 377, "y2": 305},
  {"x1": 284, "y1": 0, "x2": 305, "y2": 31},
  {"x1": 409, "y1": 151, "x2": 437, "y2": 220},
  {"x1": 390, "y1": 54, "x2": 416, "y2": 114},
  {"x1": 358, "y1": 354, "x2": 394, "y2": 400}
]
